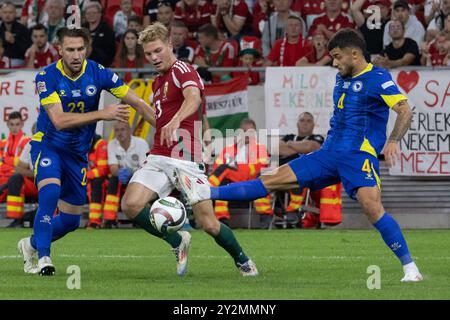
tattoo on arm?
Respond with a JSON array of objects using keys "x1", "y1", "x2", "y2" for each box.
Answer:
[{"x1": 389, "y1": 100, "x2": 412, "y2": 142}]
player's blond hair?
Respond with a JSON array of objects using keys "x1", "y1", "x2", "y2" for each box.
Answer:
[{"x1": 138, "y1": 22, "x2": 170, "y2": 45}]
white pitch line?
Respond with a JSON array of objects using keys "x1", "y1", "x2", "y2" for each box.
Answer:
[{"x1": 2, "y1": 254, "x2": 450, "y2": 260}]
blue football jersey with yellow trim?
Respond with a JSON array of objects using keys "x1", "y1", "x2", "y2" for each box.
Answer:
[
  {"x1": 34, "y1": 59, "x2": 129, "y2": 155},
  {"x1": 322, "y1": 63, "x2": 407, "y2": 157}
]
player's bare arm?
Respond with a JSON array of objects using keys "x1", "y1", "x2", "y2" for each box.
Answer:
[
  {"x1": 44, "y1": 102, "x2": 130, "y2": 130},
  {"x1": 160, "y1": 86, "x2": 202, "y2": 147},
  {"x1": 384, "y1": 99, "x2": 413, "y2": 167},
  {"x1": 120, "y1": 89, "x2": 157, "y2": 127}
]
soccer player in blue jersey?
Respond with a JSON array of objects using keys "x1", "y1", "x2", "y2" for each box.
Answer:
[
  {"x1": 177, "y1": 28, "x2": 423, "y2": 282},
  {"x1": 17, "y1": 27, "x2": 156, "y2": 276}
]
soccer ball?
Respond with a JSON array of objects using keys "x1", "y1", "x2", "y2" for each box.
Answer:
[{"x1": 149, "y1": 197, "x2": 187, "y2": 234}]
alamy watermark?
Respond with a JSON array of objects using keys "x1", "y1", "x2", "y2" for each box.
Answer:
[
  {"x1": 66, "y1": 265, "x2": 81, "y2": 290},
  {"x1": 366, "y1": 265, "x2": 381, "y2": 290}
]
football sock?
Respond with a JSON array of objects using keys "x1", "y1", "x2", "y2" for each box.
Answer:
[
  {"x1": 373, "y1": 213, "x2": 413, "y2": 265},
  {"x1": 51, "y1": 211, "x2": 80, "y2": 242},
  {"x1": 133, "y1": 207, "x2": 182, "y2": 248},
  {"x1": 30, "y1": 184, "x2": 60, "y2": 259},
  {"x1": 210, "y1": 179, "x2": 268, "y2": 201},
  {"x1": 213, "y1": 223, "x2": 248, "y2": 265}
]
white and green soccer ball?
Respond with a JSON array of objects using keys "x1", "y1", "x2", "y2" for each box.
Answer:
[{"x1": 149, "y1": 197, "x2": 187, "y2": 234}]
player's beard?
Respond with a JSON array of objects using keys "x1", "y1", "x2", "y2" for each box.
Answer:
[
  {"x1": 63, "y1": 59, "x2": 83, "y2": 76},
  {"x1": 340, "y1": 64, "x2": 354, "y2": 78}
]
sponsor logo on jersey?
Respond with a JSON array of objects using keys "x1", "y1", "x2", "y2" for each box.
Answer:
[
  {"x1": 112, "y1": 73, "x2": 119, "y2": 83},
  {"x1": 86, "y1": 85, "x2": 97, "y2": 96},
  {"x1": 131, "y1": 154, "x2": 139, "y2": 162},
  {"x1": 37, "y1": 81, "x2": 47, "y2": 93},
  {"x1": 59, "y1": 89, "x2": 66, "y2": 97},
  {"x1": 352, "y1": 81, "x2": 363, "y2": 92},
  {"x1": 72, "y1": 89, "x2": 81, "y2": 97},
  {"x1": 39, "y1": 71, "x2": 46, "y2": 75},
  {"x1": 116, "y1": 155, "x2": 122, "y2": 160},
  {"x1": 343, "y1": 82, "x2": 350, "y2": 89}
]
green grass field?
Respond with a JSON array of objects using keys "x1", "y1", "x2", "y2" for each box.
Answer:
[{"x1": 0, "y1": 228, "x2": 449, "y2": 300}]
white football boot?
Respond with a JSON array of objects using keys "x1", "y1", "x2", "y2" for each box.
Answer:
[
  {"x1": 172, "y1": 231, "x2": 192, "y2": 276},
  {"x1": 174, "y1": 168, "x2": 211, "y2": 206},
  {"x1": 236, "y1": 259, "x2": 259, "y2": 277},
  {"x1": 401, "y1": 262, "x2": 423, "y2": 282},
  {"x1": 37, "y1": 256, "x2": 55, "y2": 276},
  {"x1": 17, "y1": 237, "x2": 38, "y2": 274}
]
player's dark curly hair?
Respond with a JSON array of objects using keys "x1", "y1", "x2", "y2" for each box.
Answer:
[
  {"x1": 328, "y1": 28, "x2": 366, "y2": 53},
  {"x1": 56, "y1": 27, "x2": 91, "y2": 46}
]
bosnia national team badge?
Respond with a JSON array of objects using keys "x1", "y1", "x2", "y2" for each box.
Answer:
[
  {"x1": 352, "y1": 81, "x2": 363, "y2": 92},
  {"x1": 86, "y1": 85, "x2": 97, "y2": 96}
]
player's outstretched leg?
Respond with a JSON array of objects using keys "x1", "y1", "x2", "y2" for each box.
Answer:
[{"x1": 358, "y1": 187, "x2": 423, "y2": 282}]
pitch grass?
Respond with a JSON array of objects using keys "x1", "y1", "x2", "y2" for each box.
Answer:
[{"x1": 0, "y1": 228, "x2": 449, "y2": 300}]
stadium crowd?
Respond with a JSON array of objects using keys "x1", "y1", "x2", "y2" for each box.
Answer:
[
  {"x1": 1, "y1": 0, "x2": 449, "y2": 229},
  {"x1": 0, "y1": 0, "x2": 449, "y2": 79}
]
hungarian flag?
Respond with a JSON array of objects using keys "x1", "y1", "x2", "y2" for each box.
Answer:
[{"x1": 204, "y1": 76, "x2": 249, "y2": 135}]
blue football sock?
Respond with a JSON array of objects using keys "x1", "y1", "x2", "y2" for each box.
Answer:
[
  {"x1": 373, "y1": 213, "x2": 413, "y2": 265},
  {"x1": 210, "y1": 179, "x2": 268, "y2": 201},
  {"x1": 31, "y1": 184, "x2": 60, "y2": 259},
  {"x1": 51, "y1": 211, "x2": 80, "y2": 242}
]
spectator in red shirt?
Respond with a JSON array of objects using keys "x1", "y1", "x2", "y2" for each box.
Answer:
[
  {"x1": 211, "y1": 0, "x2": 252, "y2": 38},
  {"x1": 0, "y1": 38, "x2": 11, "y2": 69},
  {"x1": 174, "y1": 0, "x2": 212, "y2": 38},
  {"x1": 265, "y1": 14, "x2": 312, "y2": 66},
  {"x1": 25, "y1": 24, "x2": 59, "y2": 69},
  {"x1": 296, "y1": 30, "x2": 331, "y2": 65},
  {"x1": 194, "y1": 24, "x2": 237, "y2": 83},
  {"x1": 232, "y1": 36, "x2": 263, "y2": 85},
  {"x1": 262, "y1": 0, "x2": 305, "y2": 57},
  {"x1": 252, "y1": 0, "x2": 270, "y2": 37},
  {"x1": 292, "y1": 0, "x2": 351, "y2": 29},
  {"x1": 113, "y1": 29, "x2": 145, "y2": 83},
  {"x1": 308, "y1": 0, "x2": 354, "y2": 39},
  {"x1": 421, "y1": 32, "x2": 450, "y2": 65},
  {"x1": 20, "y1": 0, "x2": 47, "y2": 28}
]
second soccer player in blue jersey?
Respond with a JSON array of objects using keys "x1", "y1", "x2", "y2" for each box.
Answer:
[
  {"x1": 177, "y1": 28, "x2": 423, "y2": 282},
  {"x1": 18, "y1": 27, "x2": 156, "y2": 276}
]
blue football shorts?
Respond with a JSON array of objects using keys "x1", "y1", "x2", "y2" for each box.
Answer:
[
  {"x1": 30, "y1": 141, "x2": 88, "y2": 206},
  {"x1": 288, "y1": 149, "x2": 381, "y2": 200}
]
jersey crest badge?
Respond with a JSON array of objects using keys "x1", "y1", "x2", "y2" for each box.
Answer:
[
  {"x1": 86, "y1": 85, "x2": 97, "y2": 96},
  {"x1": 352, "y1": 81, "x2": 363, "y2": 92}
]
